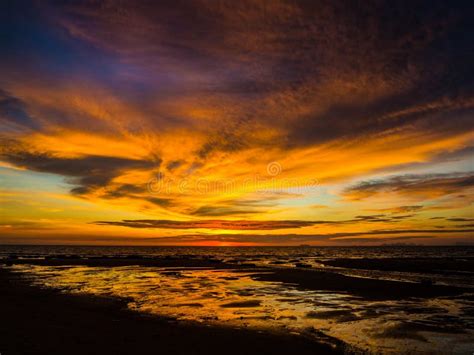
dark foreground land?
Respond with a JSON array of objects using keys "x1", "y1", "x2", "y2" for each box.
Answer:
[
  {"x1": 0, "y1": 267, "x2": 343, "y2": 355},
  {"x1": 1, "y1": 256, "x2": 472, "y2": 355}
]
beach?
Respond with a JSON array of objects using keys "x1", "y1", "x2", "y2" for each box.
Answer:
[
  {"x1": 1, "y1": 246, "x2": 474, "y2": 354},
  {"x1": 0, "y1": 266, "x2": 343, "y2": 355}
]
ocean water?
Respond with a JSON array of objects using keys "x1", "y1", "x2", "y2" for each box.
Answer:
[
  {"x1": 2, "y1": 245, "x2": 474, "y2": 354},
  {"x1": 2, "y1": 245, "x2": 474, "y2": 260}
]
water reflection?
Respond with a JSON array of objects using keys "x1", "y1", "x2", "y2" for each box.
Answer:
[{"x1": 8, "y1": 264, "x2": 474, "y2": 354}]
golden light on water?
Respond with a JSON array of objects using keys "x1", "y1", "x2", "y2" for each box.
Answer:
[{"x1": 9, "y1": 263, "x2": 474, "y2": 353}]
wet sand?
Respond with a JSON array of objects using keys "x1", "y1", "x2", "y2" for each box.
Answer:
[
  {"x1": 319, "y1": 257, "x2": 474, "y2": 275},
  {"x1": 4, "y1": 256, "x2": 471, "y2": 300},
  {"x1": 252, "y1": 267, "x2": 470, "y2": 300},
  {"x1": 2, "y1": 256, "x2": 473, "y2": 354},
  {"x1": 0, "y1": 267, "x2": 344, "y2": 355}
]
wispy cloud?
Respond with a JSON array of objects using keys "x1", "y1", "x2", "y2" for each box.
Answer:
[
  {"x1": 93, "y1": 214, "x2": 423, "y2": 231},
  {"x1": 0, "y1": 146, "x2": 158, "y2": 195},
  {"x1": 344, "y1": 173, "x2": 474, "y2": 200},
  {"x1": 93, "y1": 219, "x2": 317, "y2": 230}
]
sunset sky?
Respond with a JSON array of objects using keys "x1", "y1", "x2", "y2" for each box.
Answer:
[{"x1": 0, "y1": 0, "x2": 473, "y2": 245}]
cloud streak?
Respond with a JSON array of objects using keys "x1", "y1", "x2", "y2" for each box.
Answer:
[
  {"x1": 93, "y1": 219, "x2": 317, "y2": 230},
  {"x1": 93, "y1": 213, "x2": 430, "y2": 231},
  {"x1": 344, "y1": 173, "x2": 474, "y2": 200},
  {"x1": 0, "y1": 147, "x2": 158, "y2": 195}
]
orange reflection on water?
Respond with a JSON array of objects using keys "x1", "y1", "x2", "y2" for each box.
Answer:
[{"x1": 8, "y1": 264, "x2": 474, "y2": 354}]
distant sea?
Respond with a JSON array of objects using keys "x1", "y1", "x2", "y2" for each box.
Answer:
[{"x1": 2, "y1": 244, "x2": 473, "y2": 259}]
